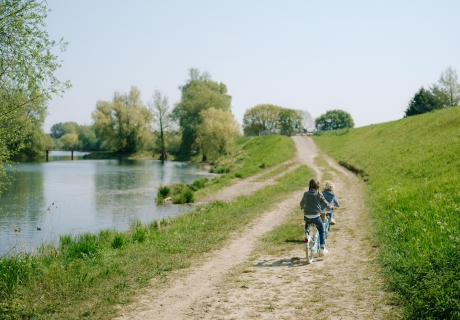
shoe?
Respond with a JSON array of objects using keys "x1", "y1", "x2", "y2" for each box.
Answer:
[
  {"x1": 319, "y1": 248, "x2": 328, "y2": 257},
  {"x1": 330, "y1": 218, "x2": 336, "y2": 225}
]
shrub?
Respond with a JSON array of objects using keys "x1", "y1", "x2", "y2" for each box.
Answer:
[
  {"x1": 158, "y1": 185, "x2": 170, "y2": 198},
  {"x1": 183, "y1": 189, "x2": 195, "y2": 203}
]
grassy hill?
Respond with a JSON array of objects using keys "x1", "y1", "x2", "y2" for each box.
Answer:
[{"x1": 313, "y1": 107, "x2": 460, "y2": 319}]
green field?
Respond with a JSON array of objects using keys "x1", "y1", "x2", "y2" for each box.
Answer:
[{"x1": 313, "y1": 106, "x2": 460, "y2": 319}]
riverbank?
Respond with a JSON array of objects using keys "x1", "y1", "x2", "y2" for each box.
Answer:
[
  {"x1": 83, "y1": 150, "x2": 158, "y2": 160},
  {"x1": 0, "y1": 135, "x2": 298, "y2": 319}
]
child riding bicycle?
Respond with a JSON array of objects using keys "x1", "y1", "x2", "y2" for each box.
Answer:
[{"x1": 300, "y1": 178, "x2": 334, "y2": 256}]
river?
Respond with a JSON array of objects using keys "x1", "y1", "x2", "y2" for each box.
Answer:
[{"x1": 0, "y1": 151, "x2": 216, "y2": 255}]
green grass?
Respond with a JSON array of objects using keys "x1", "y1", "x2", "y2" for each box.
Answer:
[
  {"x1": 313, "y1": 106, "x2": 460, "y2": 319},
  {"x1": 195, "y1": 135, "x2": 296, "y2": 200},
  {"x1": 0, "y1": 165, "x2": 310, "y2": 319},
  {"x1": 256, "y1": 162, "x2": 295, "y2": 181}
]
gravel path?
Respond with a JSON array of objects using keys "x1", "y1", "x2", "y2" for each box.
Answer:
[{"x1": 115, "y1": 136, "x2": 394, "y2": 319}]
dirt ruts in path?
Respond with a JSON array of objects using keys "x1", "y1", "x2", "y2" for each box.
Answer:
[{"x1": 115, "y1": 136, "x2": 394, "y2": 320}]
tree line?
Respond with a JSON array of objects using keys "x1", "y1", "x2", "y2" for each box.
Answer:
[
  {"x1": 242, "y1": 105, "x2": 354, "y2": 135},
  {"x1": 405, "y1": 66, "x2": 460, "y2": 117},
  {"x1": 47, "y1": 69, "x2": 241, "y2": 163},
  {"x1": 0, "y1": 0, "x2": 356, "y2": 193}
]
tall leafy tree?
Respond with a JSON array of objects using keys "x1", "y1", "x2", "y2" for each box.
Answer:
[
  {"x1": 278, "y1": 108, "x2": 302, "y2": 133},
  {"x1": 172, "y1": 69, "x2": 232, "y2": 156},
  {"x1": 92, "y1": 86, "x2": 154, "y2": 153},
  {"x1": 196, "y1": 108, "x2": 241, "y2": 161},
  {"x1": 315, "y1": 110, "x2": 354, "y2": 130},
  {"x1": 148, "y1": 90, "x2": 172, "y2": 160},
  {"x1": 296, "y1": 109, "x2": 314, "y2": 131},
  {"x1": 437, "y1": 66, "x2": 460, "y2": 107},
  {"x1": 405, "y1": 87, "x2": 444, "y2": 117},
  {"x1": 77, "y1": 125, "x2": 99, "y2": 150},
  {"x1": 58, "y1": 133, "x2": 79, "y2": 150},
  {"x1": 0, "y1": 0, "x2": 70, "y2": 191},
  {"x1": 242, "y1": 104, "x2": 283, "y2": 135}
]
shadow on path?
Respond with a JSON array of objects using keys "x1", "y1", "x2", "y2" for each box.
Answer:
[{"x1": 254, "y1": 256, "x2": 325, "y2": 268}]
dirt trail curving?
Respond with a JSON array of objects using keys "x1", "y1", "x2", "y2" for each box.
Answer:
[{"x1": 116, "y1": 136, "x2": 395, "y2": 319}]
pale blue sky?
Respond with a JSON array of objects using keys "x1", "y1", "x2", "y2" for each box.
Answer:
[{"x1": 44, "y1": 0, "x2": 460, "y2": 132}]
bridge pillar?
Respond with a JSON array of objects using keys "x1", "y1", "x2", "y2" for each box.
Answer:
[
  {"x1": 71, "y1": 150, "x2": 74, "y2": 160},
  {"x1": 46, "y1": 150, "x2": 49, "y2": 162}
]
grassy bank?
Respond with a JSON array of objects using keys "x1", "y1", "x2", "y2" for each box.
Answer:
[
  {"x1": 0, "y1": 135, "x2": 302, "y2": 319},
  {"x1": 83, "y1": 150, "x2": 158, "y2": 160},
  {"x1": 195, "y1": 135, "x2": 296, "y2": 200},
  {"x1": 313, "y1": 107, "x2": 460, "y2": 319}
]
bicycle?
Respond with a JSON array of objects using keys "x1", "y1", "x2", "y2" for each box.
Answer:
[{"x1": 305, "y1": 210, "x2": 335, "y2": 264}]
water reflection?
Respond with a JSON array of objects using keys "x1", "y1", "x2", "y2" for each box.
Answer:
[
  {"x1": 0, "y1": 167, "x2": 45, "y2": 254},
  {"x1": 0, "y1": 153, "x2": 215, "y2": 254}
]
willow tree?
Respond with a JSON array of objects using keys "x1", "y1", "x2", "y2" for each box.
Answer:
[
  {"x1": 172, "y1": 69, "x2": 232, "y2": 157},
  {"x1": 196, "y1": 108, "x2": 241, "y2": 161},
  {"x1": 0, "y1": 0, "x2": 71, "y2": 191},
  {"x1": 92, "y1": 87, "x2": 154, "y2": 153}
]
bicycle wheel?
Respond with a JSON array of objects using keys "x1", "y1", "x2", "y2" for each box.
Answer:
[{"x1": 305, "y1": 223, "x2": 317, "y2": 264}]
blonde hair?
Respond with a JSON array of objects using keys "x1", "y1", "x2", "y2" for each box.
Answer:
[{"x1": 324, "y1": 181, "x2": 335, "y2": 191}]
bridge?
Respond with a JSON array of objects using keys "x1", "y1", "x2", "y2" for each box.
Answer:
[{"x1": 45, "y1": 149, "x2": 87, "y2": 161}]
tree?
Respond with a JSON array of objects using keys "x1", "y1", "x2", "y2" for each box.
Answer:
[
  {"x1": 58, "y1": 133, "x2": 79, "y2": 150},
  {"x1": 278, "y1": 108, "x2": 302, "y2": 133},
  {"x1": 296, "y1": 109, "x2": 314, "y2": 132},
  {"x1": 437, "y1": 66, "x2": 460, "y2": 107},
  {"x1": 315, "y1": 110, "x2": 354, "y2": 130},
  {"x1": 196, "y1": 108, "x2": 241, "y2": 161},
  {"x1": 77, "y1": 125, "x2": 99, "y2": 150},
  {"x1": 405, "y1": 87, "x2": 444, "y2": 117},
  {"x1": 92, "y1": 86, "x2": 154, "y2": 153},
  {"x1": 242, "y1": 104, "x2": 283, "y2": 135},
  {"x1": 50, "y1": 122, "x2": 66, "y2": 139},
  {"x1": 172, "y1": 69, "x2": 232, "y2": 156},
  {"x1": 0, "y1": 0, "x2": 70, "y2": 191},
  {"x1": 148, "y1": 90, "x2": 172, "y2": 160}
]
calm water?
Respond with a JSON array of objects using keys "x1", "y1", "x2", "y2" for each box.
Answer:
[{"x1": 0, "y1": 151, "x2": 215, "y2": 255}]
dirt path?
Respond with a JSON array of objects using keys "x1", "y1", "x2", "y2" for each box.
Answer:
[{"x1": 116, "y1": 136, "x2": 394, "y2": 319}]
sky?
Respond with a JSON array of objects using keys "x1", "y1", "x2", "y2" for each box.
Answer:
[{"x1": 43, "y1": 0, "x2": 460, "y2": 133}]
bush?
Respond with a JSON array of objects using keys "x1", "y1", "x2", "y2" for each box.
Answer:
[
  {"x1": 158, "y1": 185, "x2": 170, "y2": 198},
  {"x1": 183, "y1": 189, "x2": 195, "y2": 203}
]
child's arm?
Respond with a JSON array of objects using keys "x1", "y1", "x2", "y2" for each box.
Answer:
[
  {"x1": 333, "y1": 196, "x2": 340, "y2": 208},
  {"x1": 319, "y1": 193, "x2": 334, "y2": 211},
  {"x1": 300, "y1": 193, "x2": 305, "y2": 210}
]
